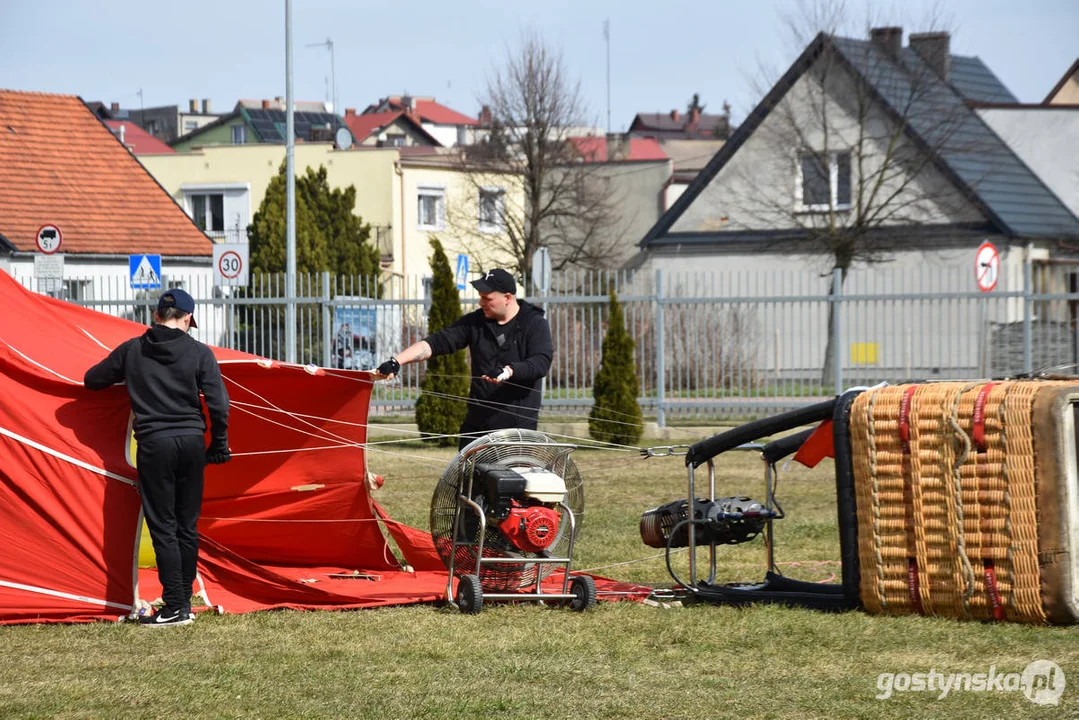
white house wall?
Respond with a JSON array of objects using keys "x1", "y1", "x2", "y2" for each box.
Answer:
[
  {"x1": 671, "y1": 58, "x2": 986, "y2": 234},
  {"x1": 4, "y1": 258, "x2": 225, "y2": 347},
  {"x1": 978, "y1": 108, "x2": 1079, "y2": 217},
  {"x1": 647, "y1": 241, "x2": 1033, "y2": 382}
]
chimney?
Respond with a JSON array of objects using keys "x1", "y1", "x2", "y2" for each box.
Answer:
[
  {"x1": 870, "y1": 26, "x2": 903, "y2": 56},
  {"x1": 669, "y1": 109, "x2": 679, "y2": 122},
  {"x1": 262, "y1": 99, "x2": 271, "y2": 110},
  {"x1": 110, "y1": 102, "x2": 120, "y2": 113},
  {"x1": 118, "y1": 124, "x2": 126, "y2": 145},
  {"x1": 202, "y1": 98, "x2": 212, "y2": 114},
  {"x1": 402, "y1": 94, "x2": 415, "y2": 112},
  {"x1": 345, "y1": 108, "x2": 356, "y2": 117},
  {"x1": 909, "y1": 32, "x2": 951, "y2": 81},
  {"x1": 478, "y1": 104, "x2": 492, "y2": 125},
  {"x1": 189, "y1": 98, "x2": 198, "y2": 113},
  {"x1": 688, "y1": 107, "x2": 700, "y2": 126},
  {"x1": 274, "y1": 96, "x2": 284, "y2": 108}
]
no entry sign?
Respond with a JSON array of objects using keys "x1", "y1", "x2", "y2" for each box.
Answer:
[{"x1": 975, "y1": 241, "x2": 1000, "y2": 293}]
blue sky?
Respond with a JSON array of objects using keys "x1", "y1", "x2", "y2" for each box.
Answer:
[{"x1": 1, "y1": 0, "x2": 1075, "y2": 130}]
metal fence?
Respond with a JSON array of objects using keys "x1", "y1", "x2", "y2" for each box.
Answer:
[{"x1": 13, "y1": 259, "x2": 1079, "y2": 425}]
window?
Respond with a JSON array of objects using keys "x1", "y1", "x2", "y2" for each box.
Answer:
[
  {"x1": 797, "y1": 151, "x2": 851, "y2": 211},
  {"x1": 231, "y1": 125, "x2": 246, "y2": 144},
  {"x1": 63, "y1": 279, "x2": 93, "y2": 302},
  {"x1": 478, "y1": 187, "x2": 505, "y2": 232},
  {"x1": 183, "y1": 120, "x2": 198, "y2": 134},
  {"x1": 385, "y1": 133, "x2": 406, "y2": 147},
  {"x1": 145, "y1": 119, "x2": 159, "y2": 136},
  {"x1": 190, "y1": 193, "x2": 225, "y2": 233},
  {"x1": 417, "y1": 188, "x2": 445, "y2": 230}
]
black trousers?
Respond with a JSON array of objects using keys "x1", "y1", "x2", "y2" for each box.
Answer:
[{"x1": 136, "y1": 434, "x2": 205, "y2": 614}]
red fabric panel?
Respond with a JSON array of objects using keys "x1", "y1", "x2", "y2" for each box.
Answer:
[
  {"x1": 792, "y1": 419, "x2": 835, "y2": 468},
  {"x1": 0, "y1": 272, "x2": 649, "y2": 623}
]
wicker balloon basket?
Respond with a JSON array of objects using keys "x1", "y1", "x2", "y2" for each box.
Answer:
[{"x1": 849, "y1": 380, "x2": 1079, "y2": 624}]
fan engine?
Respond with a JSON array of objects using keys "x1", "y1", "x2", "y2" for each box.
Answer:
[
  {"x1": 640, "y1": 496, "x2": 769, "y2": 548},
  {"x1": 430, "y1": 429, "x2": 585, "y2": 595}
]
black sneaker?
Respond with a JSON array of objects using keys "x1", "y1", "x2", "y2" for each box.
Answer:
[{"x1": 138, "y1": 608, "x2": 194, "y2": 627}]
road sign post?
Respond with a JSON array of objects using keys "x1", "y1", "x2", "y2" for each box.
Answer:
[
  {"x1": 213, "y1": 243, "x2": 249, "y2": 287},
  {"x1": 35, "y1": 224, "x2": 63, "y2": 254},
  {"x1": 975, "y1": 241, "x2": 1000, "y2": 293},
  {"x1": 455, "y1": 254, "x2": 469, "y2": 291},
  {"x1": 129, "y1": 254, "x2": 162, "y2": 290}
]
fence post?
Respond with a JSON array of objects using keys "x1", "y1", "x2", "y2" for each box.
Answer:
[
  {"x1": 655, "y1": 268, "x2": 666, "y2": 428},
  {"x1": 1023, "y1": 243, "x2": 1033, "y2": 375},
  {"x1": 832, "y1": 267, "x2": 843, "y2": 395},
  {"x1": 321, "y1": 271, "x2": 332, "y2": 369}
]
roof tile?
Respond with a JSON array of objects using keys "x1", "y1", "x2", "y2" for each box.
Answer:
[{"x1": 0, "y1": 90, "x2": 212, "y2": 256}]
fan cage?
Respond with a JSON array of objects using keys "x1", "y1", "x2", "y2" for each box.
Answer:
[{"x1": 430, "y1": 430, "x2": 584, "y2": 592}]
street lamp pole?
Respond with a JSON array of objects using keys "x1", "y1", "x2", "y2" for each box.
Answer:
[{"x1": 285, "y1": 0, "x2": 297, "y2": 363}]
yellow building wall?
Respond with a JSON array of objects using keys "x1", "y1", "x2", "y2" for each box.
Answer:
[
  {"x1": 139, "y1": 145, "x2": 525, "y2": 293},
  {"x1": 1047, "y1": 68, "x2": 1079, "y2": 105},
  {"x1": 397, "y1": 162, "x2": 522, "y2": 281},
  {"x1": 139, "y1": 144, "x2": 399, "y2": 235}
]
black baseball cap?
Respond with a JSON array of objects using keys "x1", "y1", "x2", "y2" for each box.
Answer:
[
  {"x1": 158, "y1": 288, "x2": 198, "y2": 328},
  {"x1": 471, "y1": 268, "x2": 517, "y2": 295}
]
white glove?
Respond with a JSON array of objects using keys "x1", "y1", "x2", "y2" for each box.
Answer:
[{"x1": 496, "y1": 365, "x2": 512, "y2": 382}]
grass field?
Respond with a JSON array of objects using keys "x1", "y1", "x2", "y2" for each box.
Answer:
[{"x1": 2, "y1": 431, "x2": 1077, "y2": 719}]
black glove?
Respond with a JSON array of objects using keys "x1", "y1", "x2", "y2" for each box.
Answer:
[
  {"x1": 206, "y1": 436, "x2": 231, "y2": 465},
  {"x1": 377, "y1": 357, "x2": 401, "y2": 376}
]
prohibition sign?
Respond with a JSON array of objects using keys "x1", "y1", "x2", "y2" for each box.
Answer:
[
  {"x1": 218, "y1": 250, "x2": 243, "y2": 280},
  {"x1": 36, "y1": 224, "x2": 63, "y2": 254},
  {"x1": 975, "y1": 241, "x2": 1000, "y2": 292}
]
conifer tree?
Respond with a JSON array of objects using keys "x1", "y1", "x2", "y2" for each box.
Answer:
[
  {"x1": 589, "y1": 291, "x2": 643, "y2": 445},
  {"x1": 415, "y1": 239, "x2": 470, "y2": 445}
]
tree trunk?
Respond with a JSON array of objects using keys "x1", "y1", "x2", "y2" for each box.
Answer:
[{"x1": 820, "y1": 265, "x2": 849, "y2": 389}]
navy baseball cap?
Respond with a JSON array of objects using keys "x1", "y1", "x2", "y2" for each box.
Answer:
[
  {"x1": 471, "y1": 268, "x2": 517, "y2": 295},
  {"x1": 158, "y1": 288, "x2": 198, "y2": 328}
]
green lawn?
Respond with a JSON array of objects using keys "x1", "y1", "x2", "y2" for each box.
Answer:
[{"x1": 1, "y1": 433, "x2": 1076, "y2": 719}]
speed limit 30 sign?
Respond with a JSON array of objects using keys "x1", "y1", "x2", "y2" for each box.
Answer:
[{"x1": 213, "y1": 243, "x2": 249, "y2": 287}]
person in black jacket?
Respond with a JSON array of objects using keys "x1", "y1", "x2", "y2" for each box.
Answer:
[
  {"x1": 375, "y1": 268, "x2": 552, "y2": 450},
  {"x1": 84, "y1": 288, "x2": 230, "y2": 627}
]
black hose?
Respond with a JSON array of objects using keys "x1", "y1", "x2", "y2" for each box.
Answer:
[{"x1": 685, "y1": 399, "x2": 837, "y2": 468}]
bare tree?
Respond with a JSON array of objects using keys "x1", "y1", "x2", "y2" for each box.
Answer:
[
  {"x1": 453, "y1": 31, "x2": 622, "y2": 279},
  {"x1": 726, "y1": 0, "x2": 994, "y2": 383}
]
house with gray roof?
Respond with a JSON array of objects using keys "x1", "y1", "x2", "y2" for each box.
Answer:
[
  {"x1": 634, "y1": 27, "x2": 1079, "y2": 276},
  {"x1": 629, "y1": 27, "x2": 1079, "y2": 382}
]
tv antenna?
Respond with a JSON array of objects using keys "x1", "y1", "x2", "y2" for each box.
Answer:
[{"x1": 306, "y1": 37, "x2": 336, "y2": 114}]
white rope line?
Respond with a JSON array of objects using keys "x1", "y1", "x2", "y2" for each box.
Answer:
[
  {"x1": 575, "y1": 549, "x2": 686, "y2": 574},
  {"x1": 230, "y1": 402, "x2": 362, "y2": 451},
  {"x1": 76, "y1": 326, "x2": 111, "y2": 351},
  {"x1": 0, "y1": 578, "x2": 132, "y2": 611},
  {"x1": 225, "y1": 375, "x2": 368, "y2": 450},
  {"x1": 0, "y1": 336, "x2": 82, "y2": 385},
  {"x1": 230, "y1": 443, "x2": 358, "y2": 458},
  {"x1": 0, "y1": 425, "x2": 137, "y2": 487}
]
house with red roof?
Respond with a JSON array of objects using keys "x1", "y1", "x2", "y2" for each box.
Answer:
[
  {"x1": 361, "y1": 95, "x2": 480, "y2": 147},
  {"x1": 0, "y1": 89, "x2": 213, "y2": 324},
  {"x1": 104, "y1": 120, "x2": 176, "y2": 155},
  {"x1": 563, "y1": 134, "x2": 673, "y2": 267},
  {"x1": 342, "y1": 108, "x2": 442, "y2": 148}
]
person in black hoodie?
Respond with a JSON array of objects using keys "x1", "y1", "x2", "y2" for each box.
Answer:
[
  {"x1": 375, "y1": 268, "x2": 552, "y2": 450},
  {"x1": 84, "y1": 288, "x2": 229, "y2": 627}
]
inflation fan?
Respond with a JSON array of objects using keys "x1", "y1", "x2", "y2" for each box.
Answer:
[{"x1": 429, "y1": 429, "x2": 596, "y2": 614}]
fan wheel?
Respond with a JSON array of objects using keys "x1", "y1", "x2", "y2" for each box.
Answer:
[
  {"x1": 568, "y1": 575, "x2": 597, "y2": 612},
  {"x1": 455, "y1": 574, "x2": 483, "y2": 614}
]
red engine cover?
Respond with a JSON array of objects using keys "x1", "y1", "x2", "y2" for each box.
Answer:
[{"x1": 498, "y1": 504, "x2": 561, "y2": 552}]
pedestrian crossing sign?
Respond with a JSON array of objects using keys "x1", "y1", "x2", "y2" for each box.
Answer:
[{"x1": 129, "y1": 254, "x2": 162, "y2": 290}]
